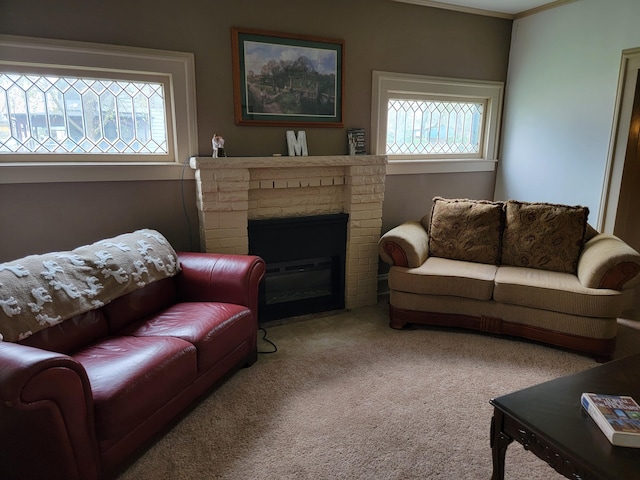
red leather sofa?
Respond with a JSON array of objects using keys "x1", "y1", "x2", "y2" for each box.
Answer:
[{"x1": 0, "y1": 251, "x2": 265, "y2": 480}]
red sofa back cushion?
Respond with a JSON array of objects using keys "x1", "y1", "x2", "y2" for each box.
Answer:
[
  {"x1": 102, "y1": 277, "x2": 177, "y2": 333},
  {"x1": 18, "y1": 309, "x2": 109, "y2": 355},
  {"x1": 18, "y1": 277, "x2": 178, "y2": 354}
]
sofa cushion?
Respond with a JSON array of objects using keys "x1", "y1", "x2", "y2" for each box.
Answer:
[
  {"x1": 102, "y1": 277, "x2": 177, "y2": 333},
  {"x1": 428, "y1": 197, "x2": 503, "y2": 265},
  {"x1": 494, "y1": 266, "x2": 625, "y2": 318},
  {"x1": 389, "y1": 257, "x2": 497, "y2": 301},
  {"x1": 18, "y1": 309, "x2": 109, "y2": 355},
  {"x1": 123, "y1": 302, "x2": 253, "y2": 372},
  {"x1": 74, "y1": 336, "x2": 197, "y2": 448},
  {"x1": 501, "y1": 200, "x2": 589, "y2": 274},
  {"x1": 0, "y1": 228, "x2": 181, "y2": 343}
]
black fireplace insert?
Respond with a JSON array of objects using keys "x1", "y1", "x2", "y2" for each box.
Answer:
[{"x1": 248, "y1": 213, "x2": 348, "y2": 322}]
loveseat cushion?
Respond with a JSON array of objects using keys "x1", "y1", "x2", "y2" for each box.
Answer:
[
  {"x1": 122, "y1": 302, "x2": 253, "y2": 372},
  {"x1": 494, "y1": 266, "x2": 625, "y2": 317},
  {"x1": 74, "y1": 336, "x2": 197, "y2": 449},
  {"x1": 18, "y1": 309, "x2": 109, "y2": 355},
  {"x1": 389, "y1": 257, "x2": 497, "y2": 300},
  {"x1": 0, "y1": 228, "x2": 180, "y2": 343},
  {"x1": 428, "y1": 197, "x2": 503, "y2": 264},
  {"x1": 102, "y1": 277, "x2": 177, "y2": 333},
  {"x1": 501, "y1": 200, "x2": 589, "y2": 274}
]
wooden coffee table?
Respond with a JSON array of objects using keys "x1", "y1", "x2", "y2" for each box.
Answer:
[{"x1": 490, "y1": 353, "x2": 640, "y2": 480}]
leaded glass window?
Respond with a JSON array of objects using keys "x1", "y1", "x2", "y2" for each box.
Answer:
[
  {"x1": 386, "y1": 99, "x2": 483, "y2": 155},
  {"x1": 0, "y1": 73, "x2": 168, "y2": 155},
  {"x1": 372, "y1": 72, "x2": 503, "y2": 174}
]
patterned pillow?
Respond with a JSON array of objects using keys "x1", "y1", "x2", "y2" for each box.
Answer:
[
  {"x1": 501, "y1": 200, "x2": 589, "y2": 273},
  {"x1": 428, "y1": 197, "x2": 504, "y2": 264}
]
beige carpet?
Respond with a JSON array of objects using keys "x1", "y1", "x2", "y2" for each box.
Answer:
[{"x1": 118, "y1": 301, "x2": 640, "y2": 480}]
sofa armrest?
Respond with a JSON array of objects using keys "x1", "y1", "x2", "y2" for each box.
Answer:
[
  {"x1": 379, "y1": 221, "x2": 429, "y2": 268},
  {"x1": 0, "y1": 342, "x2": 100, "y2": 480},
  {"x1": 176, "y1": 252, "x2": 266, "y2": 312},
  {"x1": 577, "y1": 234, "x2": 640, "y2": 289}
]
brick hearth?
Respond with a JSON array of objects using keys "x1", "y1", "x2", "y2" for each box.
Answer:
[{"x1": 189, "y1": 155, "x2": 387, "y2": 309}]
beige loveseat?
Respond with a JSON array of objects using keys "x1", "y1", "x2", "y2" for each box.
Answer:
[{"x1": 379, "y1": 198, "x2": 640, "y2": 361}]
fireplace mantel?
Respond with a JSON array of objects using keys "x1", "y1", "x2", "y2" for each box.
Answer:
[
  {"x1": 189, "y1": 155, "x2": 387, "y2": 310},
  {"x1": 190, "y1": 154, "x2": 385, "y2": 169}
]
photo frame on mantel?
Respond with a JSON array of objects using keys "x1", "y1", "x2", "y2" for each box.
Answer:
[{"x1": 231, "y1": 27, "x2": 344, "y2": 128}]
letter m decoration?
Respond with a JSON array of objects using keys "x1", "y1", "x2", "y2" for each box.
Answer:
[{"x1": 286, "y1": 131, "x2": 308, "y2": 156}]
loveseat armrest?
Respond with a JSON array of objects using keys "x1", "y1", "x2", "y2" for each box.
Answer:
[
  {"x1": 176, "y1": 252, "x2": 266, "y2": 311},
  {"x1": 379, "y1": 221, "x2": 429, "y2": 268},
  {"x1": 577, "y1": 234, "x2": 640, "y2": 289},
  {"x1": 0, "y1": 342, "x2": 100, "y2": 480}
]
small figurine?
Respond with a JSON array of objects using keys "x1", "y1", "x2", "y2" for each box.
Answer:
[{"x1": 212, "y1": 134, "x2": 225, "y2": 158}]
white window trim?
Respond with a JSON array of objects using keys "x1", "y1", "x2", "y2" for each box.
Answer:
[
  {"x1": 371, "y1": 71, "x2": 503, "y2": 175},
  {"x1": 0, "y1": 35, "x2": 198, "y2": 183}
]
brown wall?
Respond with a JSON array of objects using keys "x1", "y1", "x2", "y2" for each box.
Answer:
[
  {"x1": 0, "y1": 0, "x2": 511, "y2": 262},
  {"x1": 0, "y1": 181, "x2": 198, "y2": 259}
]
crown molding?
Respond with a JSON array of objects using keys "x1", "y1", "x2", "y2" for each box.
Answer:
[
  {"x1": 389, "y1": 0, "x2": 579, "y2": 20},
  {"x1": 389, "y1": 0, "x2": 514, "y2": 19},
  {"x1": 514, "y1": 0, "x2": 578, "y2": 19}
]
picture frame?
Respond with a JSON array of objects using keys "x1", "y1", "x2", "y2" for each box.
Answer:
[{"x1": 231, "y1": 27, "x2": 344, "y2": 128}]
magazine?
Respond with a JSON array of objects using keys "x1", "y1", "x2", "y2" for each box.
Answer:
[{"x1": 581, "y1": 392, "x2": 640, "y2": 447}]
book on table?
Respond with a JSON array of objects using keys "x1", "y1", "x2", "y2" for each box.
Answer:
[{"x1": 581, "y1": 392, "x2": 640, "y2": 448}]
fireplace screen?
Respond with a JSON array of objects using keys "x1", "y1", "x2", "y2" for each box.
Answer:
[
  {"x1": 263, "y1": 256, "x2": 333, "y2": 305},
  {"x1": 248, "y1": 213, "x2": 348, "y2": 322}
]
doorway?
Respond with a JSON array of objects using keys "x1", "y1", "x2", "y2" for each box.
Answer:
[
  {"x1": 601, "y1": 48, "x2": 640, "y2": 251},
  {"x1": 603, "y1": 48, "x2": 640, "y2": 319},
  {"x1": 614, "y1": 73, "x2": 640, "y2": 252}
]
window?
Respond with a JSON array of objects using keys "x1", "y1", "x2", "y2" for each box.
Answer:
[
  {"x1": 0, "y1": 35, "x2": 197, "y2": 183},
  {"x1": 386, "y1": 98, "x2": 483, "y2": 155},
  {"x1": 1, "y1": 73, "x2": 168, "y2": 155},
  {"x1": 371, "y1": 71, "x2": 503, "y2": 174}
]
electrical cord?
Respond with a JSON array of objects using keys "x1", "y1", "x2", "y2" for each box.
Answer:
[
  {"x1": 258, "y1": 327, "x2": 278, "y2": 354},
  {"x1": 180, "y1": 157, "x2": 195, "y2": 251},
  {"x1": 183, "y1": 156, "x2": 275, "y2": 354}
]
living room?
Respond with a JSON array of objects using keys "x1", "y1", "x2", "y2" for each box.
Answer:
[
  {"x1": 2, "y1": 0, "x2": 640, "y2": 478},
  {"x1": 0, "y1": 0, "x2": 636, "y2": 264}
]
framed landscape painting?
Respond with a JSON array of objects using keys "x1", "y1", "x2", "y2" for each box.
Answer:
[{"x1": 231, "y1": 27, "x2": 344, "y2": 127}]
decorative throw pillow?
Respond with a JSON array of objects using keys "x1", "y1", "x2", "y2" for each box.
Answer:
[
  {"x1": 501, "y1": 200, "x2": 589, "y2": 274},
  {"x1": 428, "y1": 197, "x2": 504, "y2": 264}
]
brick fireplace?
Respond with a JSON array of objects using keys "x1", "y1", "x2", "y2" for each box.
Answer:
[{"x1": 189, "y1": 155, "x2": 387, "y2": 311}]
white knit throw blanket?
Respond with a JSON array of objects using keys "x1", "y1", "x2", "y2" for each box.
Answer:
[{"x1": 0, "y1": 229, "x2": 181, "y2": 342}]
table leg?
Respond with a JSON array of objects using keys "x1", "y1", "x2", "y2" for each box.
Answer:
[{"x1": 490, "y1": 410, "x2": 513, "y2": 480}]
